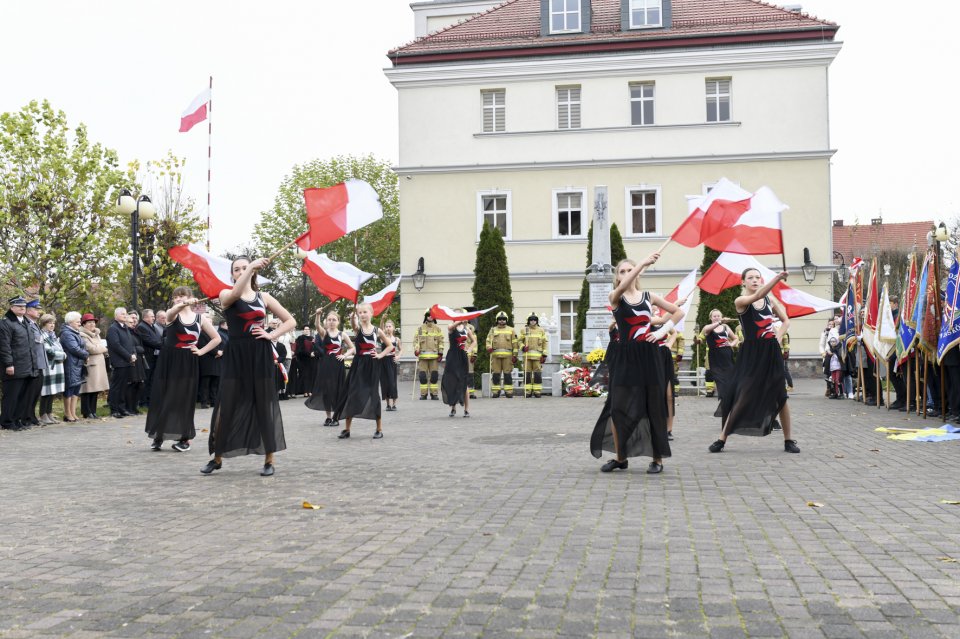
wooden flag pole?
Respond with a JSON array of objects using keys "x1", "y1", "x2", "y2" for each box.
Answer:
[
  {"x1": 905, "y1": 356, "x2": 911, "y2": 412},
  {"x1": 637, "y1": 237, "x2": 673, "y2": 276},
  {"x1": 267, "y1": 237, "x2": 304, "y2": 263}
]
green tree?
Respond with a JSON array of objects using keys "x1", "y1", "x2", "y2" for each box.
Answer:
[
  {"x1": 252, "y1": 154, "x2": 399, "y2": 327},
  {"x1": 572, "y1": 222, "x2": 626, "y2": 352},
  {"x1": 472, "y1": 221, "x2": 514, "y2": 382},
  {"x1": 693, "y1": 246, "x2": 739, "y2": 370},
  {"x1": 0, "y1": 100, "x2": 128, "y2": 315}
]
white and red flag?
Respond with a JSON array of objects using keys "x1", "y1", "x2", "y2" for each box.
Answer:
[
  {"x1": 169, "y1": 244, "x2": 273, "y2": 298},
  {"x1": 362, "y1": 276, "x2": 401, "y2": 317},
  {"x1": 697, "y1": 252, "x2": 841, "y2": 318},
  {"x1": 179, "y1": 88, "x2": 211, "y2": 133},
  {"x1": 301, "y1": 253, "x2": 374, "y2": 303},
  {"x1": 429, "y1": 305, "x2": 497, "y2": 322},
  {"x1": 862, "y1": 258, "x2": 879, "y2": 355},
  {"x1": 295, "y1": 179, "x2": 383, "y2": 250},
  {"x1": 663, "y1": 268, "x2": 697, "y2": 332}
]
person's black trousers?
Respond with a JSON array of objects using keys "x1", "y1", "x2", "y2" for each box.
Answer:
[
  {"x1": 108, "y1": 367, "x2": 132, "y2": 413},
  {"x1": 1, "y1": 378, "x2": 29, "y2": 428}
]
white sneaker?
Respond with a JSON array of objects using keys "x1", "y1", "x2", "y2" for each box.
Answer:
[{"x1": 847, "y1": 393, "x2": 854, "y2": 399}]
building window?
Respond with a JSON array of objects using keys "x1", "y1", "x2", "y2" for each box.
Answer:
[
  {"x1": 706, "y1": 78, "x2": 731, "y2": 122},
  {"x1": 550, "y1": 0, "x2": 581, "y2": 33},
  {"x1": 625, "y1": 186, "x2": 661, "y2": 236},
  {"x1": 557, "y1": 86, "x2": 581, "y2": 130},
  {"x1": 556, "y1": 298, "x2": 579, "y2": 344},
  {"x1": 481, "y1": 89, "x2": 505, "y2": 133},
  {"x1": 477, "y1": 191, "x2": 511, "y2": 239},
  {"x1": 629, "y1": 82, "x2": 654, "y2": 126},
  {"x1": 553, "y1": 188, "x2": 587, "y2": 238},
  {"x1": 629, "y1": 0, "x2": 662, "y2": 28}
]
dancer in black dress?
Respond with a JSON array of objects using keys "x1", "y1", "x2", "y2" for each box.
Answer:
[
  {"x1": 202, "y1": 257, "x2": 296, "y2": 476},
  {"x1": 590, "y1": 254, "x2": 684, "y2": 474},
  {"x1": 441, "y1": 314, "x2": 476, "y2": 417},
  {"x1": 287, "y1": 327, "x2": 317, "y2": 397},
  {"x1": 306, "y1": 310, "x2": 354, "y2": 427},
  {"x1": 146, "y1": 288, "x2": 221, "y2": 451},
  {"x1": 335, "y1": 303, "x2": 393, "y2": 440},
  {"x1": 379, "y1": 319, "x2": 401, "y2": 411},
  {"x1": 709, "y1": 268, "x2": 799, "y2": 454},
  {"x1": 700, "y1": 309, "x2": 739, "y2": 416}
]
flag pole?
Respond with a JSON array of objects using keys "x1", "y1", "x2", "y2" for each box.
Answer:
[
  {"x1": 637, "y1": 237, "x2": 673, "y2": 276},
  {"x1": 207, "y1": 75, "x2": 212, "y2": 252}
]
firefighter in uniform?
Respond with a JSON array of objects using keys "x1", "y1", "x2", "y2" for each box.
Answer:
[
  {"x1": 485, "y1": 311, "x2": 517, "y2": 398},
  {"x1": 671, "y1": 331, "x2": 685, "y2": 396},
  {"x1": 519, "y1": 312, "x2": 548, "y2": 398},
  {"x1": 414, "y1": 309, "x2": 444, "y2": 400}
]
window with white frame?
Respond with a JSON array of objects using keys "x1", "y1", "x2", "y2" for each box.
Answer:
[
  {"x1": 706, "y1": 78, "x2": 731, "y2": 122},
  {"x1": 557, "y1": 86, "x2": 581, "y2": 129},
  {"x1": 625, "y1": 186, "x2": 661, "y2": 235},
  {"x1": 477, "y1": 191, "x2": 510, "y2": 239},
  {"x1": 629, "y1": 0, "x2": 662, "y2": 28},
  {"x1": 481, "y1": 89, "x2": 505, "y2": 133},
  {"x1": 557, "y1": 298, "x2": 579, "y2": 344},
  {"x1": 553, "y1": 189, "x2": 586, "y2": 238},
  {"x1": 629, "y1": 82, "x2": 654, "y2": 126},
  {"x1": 550, "y1": 0, "x2": 581, "y2": 33}
]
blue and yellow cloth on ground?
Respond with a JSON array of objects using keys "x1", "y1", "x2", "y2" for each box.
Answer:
[{"x1": 875, "y1": 424, "x2": 960, "y2": 442}]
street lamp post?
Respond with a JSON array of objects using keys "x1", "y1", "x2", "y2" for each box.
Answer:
[{"x1": 116, "y1": 189, "x2": 155, "y2": 312}]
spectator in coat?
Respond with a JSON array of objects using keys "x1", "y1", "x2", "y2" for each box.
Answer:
[
  {"x1": 78, "y1": 313, "x2": 109, "y2": 419},
  {"x1": 19, "y1": 299, "x2": 48, "y2": 427},
  {"x1": 38, "y1": 313, "x2": 66, "y2": 425},
  {"x1": 136, "y1": 309, "x2": 164, "y2": 407},
  {"x1": 1, "y1": 296, "x2": 40, "y2": 430},
  {"x1": 59, "y1": 311, "x2": 89, "y2": 423},
  {"x1": 106, "y1": 307, "x2": 137, "y2": 418},
  {"x1": 126, "y1": 311, "x2": 148, "y2": 414}
]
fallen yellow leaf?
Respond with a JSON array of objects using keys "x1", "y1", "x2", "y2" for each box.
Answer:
[
  {"x1": 834, "y1": 454, "x2": 845, "y2": 459},
  {"x1": 302, "y1": 501, "x2": 323, "y2": 510},
  {"x1": 940, "y1": 500, "x2": 960, "y2": 505},
  {"x1": 807, "y1": 502, "x2": 824, "y2": 508},
  {"x1": 201, "y1": 428, "x2": 209, "y2": 432},
  {"x1": 937, "y1": 556, "x2": 958, "y2": 563}
]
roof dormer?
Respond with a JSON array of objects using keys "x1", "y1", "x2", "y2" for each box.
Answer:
[
  {"x1": 541, "y1": 0, "x2": 592, "y2": 36},
  {"x1": 621, "y1": 0, "x2": 672, "y2": 31}
]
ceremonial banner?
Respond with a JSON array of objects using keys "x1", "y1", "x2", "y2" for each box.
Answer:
[
  {"x1": 301, "y1": 253, "x2": 374, "y2": 303},
  {"x1": 896, "y1": 254, "x2": 918, "y2": 365},
  {"x1": 838, "y1": 282, "x2": 856, "y2": 358},
  {"x1": 875, "y1": 282, "x2": 897, "y2": 360},
  {"x1": 862, "y1": 259, "x2": 879, "y2": 357},
  {"x1": 918, "y1": 252, "x2": 939, "y2": 355},
  {"x1": 937, "y1": 253, "x2": 960, "y2": 363},
  {"x1": 295, "y1": 179, "x2": 383, "y2": 250}
]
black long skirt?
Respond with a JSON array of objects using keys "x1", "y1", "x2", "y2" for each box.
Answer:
[
  {"x1": 145, "y1": 348, "x2": 198, "y2": 441},
  {"x1": 379, "y1": 357, "x2": 399, "y2": 401},
  {"x1": 441, "y1": 349, "x2": 469, "y2": 407},
  {"x1": 287, "y1": 357, "x2": 317, "y2": 395},
  {"x1": 209, "y1": 338, "x2": 286, "y2": 457},
  {"x1": 335, "y1": 355, "x2": 381, "y2": 421},
  {"x1": 591, "y1": 339, "x2": 670, "y2": 460},
  {"x1": 306, "y1": 356, "x2": 347, "y2": 412},
  {"x1": 720, "y1": 339, "x2": 787, "y2": 437}
]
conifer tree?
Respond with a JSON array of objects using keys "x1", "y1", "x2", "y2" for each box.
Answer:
[
  {"x1": 472, "y1": 222, "x2": 514, "y2": 383},
  {"x1": 693, "y1": 247, "x2": 739, "y2": 369}
]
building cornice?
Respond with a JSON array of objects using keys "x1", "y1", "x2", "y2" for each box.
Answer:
[
  {"x1": 395, "y1": 149, "x2": 836, "y2": 175},
  {"x1": 385, "y1": 42, "x2": 842, "y2": 87},
  {"x1": 475, "y1": 121, "x2": 741, "y2": 139}
]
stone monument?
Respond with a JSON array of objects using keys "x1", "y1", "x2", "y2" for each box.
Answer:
[{"x1": 581, "y1": 186, "x2": 614, "y2": 351}]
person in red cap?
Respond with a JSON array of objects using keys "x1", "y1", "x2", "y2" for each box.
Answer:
[{"x1": 78, "y1": 313, "x2": 109, "y2": 419}]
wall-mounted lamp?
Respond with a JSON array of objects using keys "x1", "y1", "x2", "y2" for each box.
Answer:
[
  {"x1": 935, "y1": 222, "x2": 950, "y2": 243},
  {"x1": 832, "y1": 250, "x2": 848, "y2": 283},
  {"x1": 801, "y1": 247, "x2": 818, "y2": 284},
  {"x1": 412, "y1": 257, "x2": 426, "y2": 291}
]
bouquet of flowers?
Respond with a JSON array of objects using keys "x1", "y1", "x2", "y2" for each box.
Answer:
[
  {"x1": 562, "y1": 352, "x2": 583, "y2": 367},
  {"x1": 586, "y1": 348, "x2": 606, "y2": 365}
]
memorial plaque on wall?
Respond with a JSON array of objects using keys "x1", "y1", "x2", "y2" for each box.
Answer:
[{"x1": 589, "y1": 283, "x2": 613, "y2": 308}]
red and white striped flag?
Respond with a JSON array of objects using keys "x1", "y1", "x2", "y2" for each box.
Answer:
[
  {"x1": 363, "y1": 276, "x2": 401, "y2": 317},
  {"x1": 301, "y1": 253, "x2": 374, "y2": 303},
  {"x1": 430, "y1": 305, "x2": 497, "y2": 322},
  {"x1": 697, "y1": 252, "x2": 841, "y2": 318},
  {"x1": 673, "y1": 178, "x2": 752, "y2": 247},
  {"x1": 169, "y1": 244, "x2": 272, "y2": 298},
  {"x1": 295, "y1": 179, "x2": 383, "y2": 250},
  {"x1": 179, "y1": 88, "x2": 211, "y2": 133},
  {"x1": 663, "y1": 268, "x2": 697, "y2": 332}
]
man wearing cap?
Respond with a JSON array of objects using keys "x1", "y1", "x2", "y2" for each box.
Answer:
[
  {"x1": 106, "y1": 307, "x2": 137, "y2": 418},
  {"x1": 519, "y1": 312, "x2": 548, "y2": 398},
  {"x1": 0, "y1": 296, "x2": 39, "y2": 430},
  {"x1": 485, "y1": 311, "x2": 517, "y2": 398},
  {"x1": 414, "y1": 309, "x2": 444, "y2": 400},
  {"x1": 18, "y1": 299, "x2": 48, "y2": 426}
]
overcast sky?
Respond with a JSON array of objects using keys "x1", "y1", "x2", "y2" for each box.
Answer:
[{"x1": 2, "y1": 0, "x2": 956, "y2": 253}]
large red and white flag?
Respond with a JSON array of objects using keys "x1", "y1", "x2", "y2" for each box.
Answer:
[
  {"x1": 169, "y1": 244, "x2": 273, "y2": 298},
  {"x1": 295, "y1": 179, "x2": 383, "y2": 250},
  {"x1": 430, "y1": 305, "x2": 497, "y2": 322},
  {"x1": 301, "y1": 253, "x2": 374, "y2": 303},
  {"x1": 672, "y1": 178, "x2": 752, "y2": 247},
  {"x1": 697, "y1": 252, "x2": 841, "y2": 318},
  {"x1": 363, "y1": 276, "x2": 401, "y2": 317},
  {"x1": 663, "y1": 268, "x2": 697, "y2": 332},
  {"x1": 179, "y1": 88, "x2": 211, "y2": 133}
]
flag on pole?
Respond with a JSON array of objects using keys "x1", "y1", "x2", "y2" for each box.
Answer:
[
  {"x1": 918, "y1": 251, "x2": 940, "y2": 355},
  {"x1": 169, "y1": 244, "x2": 273, "y2": 298},
  {"x1": 937, "y1": 251, "x2": 960, "y2": 363},
  {"x1": 429, "y1": 305, "x2": 497, "y2": 322},
  {"x1": 895, "y1": 254, "x2": 918, "y2": 366},
  {"x1": 301, "y1": 253, "x2": 374, "y2": 303},
  {"x1": 663, "y1": 268, "x2": 697, "y2": 332},
  {"x1": 673, "y1": 178, "x2": 752, "y2": 247},
  {"x1": 862, "y1": 259, "x2": 879, "y2": 357},
  {"x1": 295, "y1": 179, "x2": 383, "y2": 250},
  {"x1": 179, "y1": 88, "x2": 211, "y2": 133},
  {"x1": 838, "y1": 281, "x2": 856, "y2": 342},
  {"x1": 696, "y1": 252, "x2": 841, "y2": 318},
  {"x1": 875, "y1": 281, "x2": 897, "y2": 360},
  {"x1": 362, "y1": 275, "x2": 401, "y2": 317}
]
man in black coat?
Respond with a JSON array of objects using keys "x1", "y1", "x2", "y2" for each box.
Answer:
[
  {"x1": 0, "y1": 296, "x2": 39, "y2": 430},
  {"x1": 106, "y1": 307, "x2": 137, "y2": 418},
  {"x1": 136, "y1": 309, "x2": 164, "y2": 407}
]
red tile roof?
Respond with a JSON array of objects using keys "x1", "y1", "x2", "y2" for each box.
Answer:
[
  {"x1": 389, "y1": 0, "x2": 837, "y2": 64},
  {"x1": 833, "y1": 221, "x2": 934, "y2": 263}
]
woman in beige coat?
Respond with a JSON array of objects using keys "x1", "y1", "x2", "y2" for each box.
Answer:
[{"x1": 79, "y1": 313, "x2": 110, "y2": 419}]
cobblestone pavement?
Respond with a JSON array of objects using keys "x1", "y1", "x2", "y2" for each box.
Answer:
[{"x1": 1, "y1": 378, "x2": 959, "y2": 639}]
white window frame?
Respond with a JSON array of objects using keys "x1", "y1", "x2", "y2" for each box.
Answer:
[
  {"x1": 481, "y1": 89, "x2": 505, "y2": 133},
  {"x1": 549, "y1": 0, "x2": 581, "y2": 33},
  {"x1": 554, "y1": 295, "x2": 579, "y2": 347},
  {"x1": 629, "y1": 81, "x2": 655, "y2": 126},
  {"x1": 557, "y1": 85, "x2": 581, "y2": 130},
  {"x1": 623, "y1": 184, "x2": 662, "y2": 237},
  {"x1": 477, "y1": 190, "x2": 512, "y2": 241},
  {"x1": 551, "y1": 187, "x2": 588, "y2": 239},
  {"x1": 629, "y1": 0, "x2": 663, "y2": 28},
  {"x1": 706, "y1": 78, "x2": 731, "y2": 123}
]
